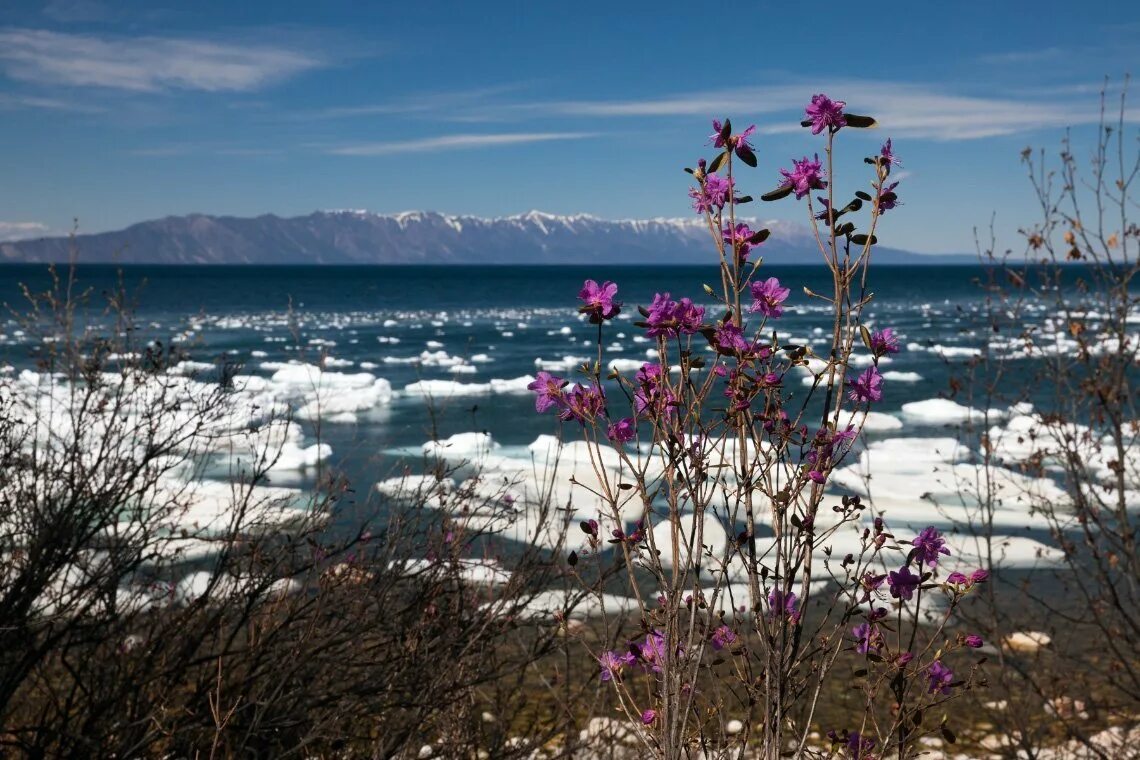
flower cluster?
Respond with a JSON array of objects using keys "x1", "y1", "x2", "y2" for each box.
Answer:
[
  {"x1": 644, "y1": 292, "x2": 705, "y2": 338},
  {"x1": 749, "y1": 277, "x2": 791, "y2": 317},
  {"x1": 578, "y1": 279, "x2": 621, "y2": 323},
  {"x1": 805, "y1": 93, "x2": 847, "y2": 134},
  {"x1": 848, "y1": 366, "x2": 884, "y2": 403},
  {"x1": 597, "y1": 630, "x2": 674, "y2": 682},
  {"x1": 779, "y1": 155, "x2": 827, "y2": 199},
  {"x1": 526, "y1": 371, "x2": 606, "y2": 424}
]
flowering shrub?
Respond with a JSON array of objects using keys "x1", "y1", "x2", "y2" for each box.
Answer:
[{"x1": 530, "y1": 95, "x2": 988, "y2": 758}]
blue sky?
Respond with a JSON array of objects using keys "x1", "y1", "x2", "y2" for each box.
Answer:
[{"x1": 0, "y1": 0, "x2": 1136, "y2": 254}]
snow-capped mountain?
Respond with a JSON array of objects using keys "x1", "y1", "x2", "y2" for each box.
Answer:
[{"x1": 0, "y1": 210, "x2": 961, "y2": 265}]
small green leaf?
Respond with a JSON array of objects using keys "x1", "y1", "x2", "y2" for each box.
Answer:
[
  {"x1": 855, "y1": 190, "x2": 873, "y2": 201},
  {"x1": 567, "y1": 551, "x2": 578, "y2": 566},
  {"x1": 859, "y1": 324, "x2": 873, "y2": 351},
  {"x1": 845, "y1": 114, "x2": 878, "y2": 128},
  {"x1": 720, "y1": 118, "x2": 732, "y2": 142},
  {"x1": 749, "y1": 229, "x2": 771, "y2": 244},
  {"x1": 851, "y1": 234, "x2": 878, "y2": 246},
  {"x1": 735, "y1": 195, "x2": 754, "y2": 204},
  {"x1": 761, "y1": 185, "x2": 794, "y2": 202},
  {"x1": 736, "y1": 145, "x2": 757, "y2": 167},
  {"x1": 708, "y1": 150, "x2": 728, "y2": 174}
]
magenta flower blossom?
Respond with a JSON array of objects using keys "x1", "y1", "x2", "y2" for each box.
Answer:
[
  {"x1": 598, "y1": 649, "x2": 634, "y2": 682},
  {"x1": 709, "y1": 120, "x2": 757, "y2": 162},
  {"x1": 712, "y1": 321, "x2": 750, "y2": 354},
  {"x1": 805, "y1": 94, "x2": 847, "y2": 135},
  {"x1": 946, "y1": 571, "x2": 971, "y2": 586},
  {"x1": 768, "y1": 588, "x2": 800, "y2": 622},
  {"x1": 965, "y1": 634, "x2": 984, "y2": 648},
  {"x1": 927, "y1": 660, "x2": 954, "y2": 695},
  {"x1": 912, "y1": 526, "x2": 951, "y2": 567},
  {"x1": 578, "y1": 279, "x2": 621, "y2": 323},
  {"x1": 634, "y1": 363, "x2": 676, "y2": 417},
  {"x1": 970, "y1": 568, "x2": 990, "y2": 583},
  {"x1": 722, "y1": 222, "x2": 759, "y2": 261},
  {"x1": 847, "y1": 366, "x2": 884, "y2": 403},
  {"x1": 845, "y1": 731, "x2": 876, "y2": 759},
  {"x1": 606, "y1": 417, "x2": 636, "y2": 443},
  {"x1": 852, "y1": 622, "x2": 881, "y2": 655},
  {"x1": 636, "y1": 630, "x2": 669, "y2": 673},
  {"x1": 527, "y1": 371, "x2": 567, "y2": 413},
  {"x1": 888, "y1": 565, "x2": 921, "y2": 601},
  {"x1": 558, "y1": 383, "x2": 606, "y2": 424},
  {"x1": 749, "y1": 277, "x2": 791, "y2": 317},
  {"x1": 814, "y1": 195, "x2": 832, "y2": 221},
  {"x1": 704, "y1": 174, "x2": 732, "y2": 206},
  {"x1": 690, "y1": 174, "x2": 734, "y2": 214},
  {"x1": 878, "y1": 182, "x2": 901, "y2": 214},
  {"x1": 880, "y1": 138, "x2": 901, "y2": 166},
  {"x1": 645, "y1": 293, "x2": 705, "y2": 338},
  {"x1": 710, "y1": 624, "x2": 738, "y2": 651},
  {"x1": 869, "y1": 327, "x2": 900, "y2": 356},
  {"x1": 641, "y1": 709, "x2": 657, "y2": 725},
  {"x1": 779, "y1": 155, "x2": 827, "y2": 199}
]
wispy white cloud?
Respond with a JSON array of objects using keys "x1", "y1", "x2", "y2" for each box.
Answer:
[
  {"x1": 0, "y1": 221, "x2": 50, "y2": 241},
  {"x1": 535, "y1": 81, "x2": 1137, "y2": 141},
  {"x1": 976, "y1": 47, "x2": 1067, "y2": 65},
  {"x1": 0, "y1": 27, "x2": 323, "y2": 92},
  {"x1": 0, "y1": 92, "x2": 104, "y2": 112},
  {"x1": 322, "y1": 132, "x2": 596, "y2": 156}
]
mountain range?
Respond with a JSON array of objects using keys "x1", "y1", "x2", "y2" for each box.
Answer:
[{"x1": 0, "y1": 210, "x2": 969, "y2": 265}]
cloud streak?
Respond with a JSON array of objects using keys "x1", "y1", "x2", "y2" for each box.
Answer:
[
  {"x1": 0, "y1": 221, "x2": 50, "y2": 241},
  {"x1": 537, "y1": 81, "x2": 1137, "y2": 141},
  {"x1": 0, "y1": 27, "x2": 323, "y2": 92},
  {"x1": 322, "y1": 132, "x2": 596, "y2": 156}
]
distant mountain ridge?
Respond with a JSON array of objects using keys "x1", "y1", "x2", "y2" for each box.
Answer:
[{"x1": 0, "y1": 210, "x2": 969, "y2": 265}]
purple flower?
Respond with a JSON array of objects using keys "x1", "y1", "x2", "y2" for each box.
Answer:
[
  {"x1": 645, "y1": 293, "x2": 705, "y2": 338},
  {"x1": 814, "y1": 195, "x2": 832, "y2": 221},
  {"x1": 641, "y1": 709, "x2": 657, "y2": 725},
  {"x1": 927, "y1": 660, "x2": 954, "y2": 695},
  {"x1": 768, "y1": 588, "x2": 799, "y2": 622},
  {"x1": 690, "y1": 174, "x2": 734, "y2": 214},
  {"x1": 578, "y1": 279, "x2": 621, "y2": 323},
  {"x1": 946, "y1": 571, "x2": 971, "y2": 586},
  {"x1": 970, "y1": 568, "x2": 990, "y2": 584},
  {"x1": 636, "y1": 630, "x2": 669, "y2": 673},
  {"x1": 847, "y1": 366, "x2": 884, "y2": 404},
  {"x1": 805, "y1": 94, "x2": 847, "y2": 135},
  {"x1": 710, "y1": 624, "x2": 738, "y2": 651},
  {"x1": 911, "y1": 526, "x2": 951, "y2": 568},
  {"x1": 722, "y1": 222, "x2": 759, "y2": 262},
  {"x1": 749, "y1": 277, "x2": 791, "y2": 317},
  {"x1": 878, "y1": 182, "x2": 901, "y2": 214},
  {"x1": 527, "y1": 371, "x2": 567, "y2": 413},
  {"x1": 880, "y1": 138, "x2": 901, "y2": 167},
  {"x1": 845, "y1": 731, "x2": 876, "y2": 759},
  {"x1": 779, "y1": 155, "x2": 827, "y2": 200},
  {"x1": 852, "y1": 622, "x2": 881, "y2": 655},
  {"x1": 606, "y1": 417, "x2": 636, "y2": 443},
  {"x1": 634, "y1": 363, "x2": 676, "y2": 417},
  {"x1": 888, "y1": 565, "x2": 921, "y2": 601},
  {"x1": 712, "y1": 321, "x2": 750, "y2": 354},
  {"x1": 965, "y1": 634, "x2": 984, "y2": 648},
  {"x1": 709, "y1": 120, "x2": 757, "y2": 161},
  {"x1": 558, "y1": 383, "x2": 606, "y2": 424},
  {"x1": 869, "y1": 327, "x2": 900, "y2": 356},
  {"x1": 598, "y1": 649, "x2": 633, "y2": 682}
]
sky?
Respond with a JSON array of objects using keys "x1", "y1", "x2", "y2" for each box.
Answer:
[{"x1": 0, "y1": 0, "x2": 1136, "y2": 254}]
